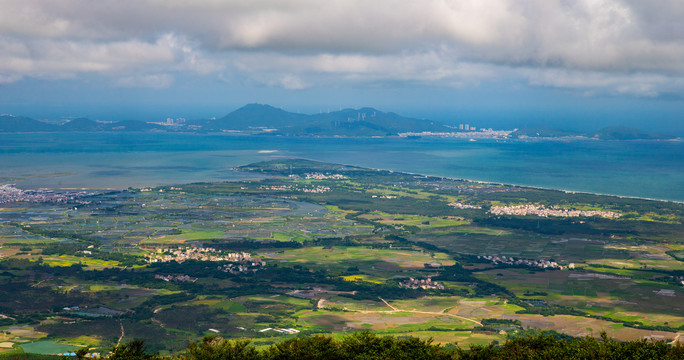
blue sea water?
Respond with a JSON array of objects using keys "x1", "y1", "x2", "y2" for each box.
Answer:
[{"x1": 1, "y1": 133, "x2": 683, "y2": 202}]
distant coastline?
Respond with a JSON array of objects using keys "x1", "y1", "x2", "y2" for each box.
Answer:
[
  {"x1": 1, "y1": 104, "x2": 678, "y2": 141},
  {"x1": 331, "y1": 160, "x2": 684, "y2": 205},
  {"x1": 6, "y1": 154, "x2": 682, "y2": 205}
]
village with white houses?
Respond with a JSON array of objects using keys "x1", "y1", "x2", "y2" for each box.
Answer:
[
  {"x1": 259, "y1": 184, "x2": 332, "y2": 193},
  {"x1": 448, "y1": 201, "x2": 621, "y2": 219},
  {"x1": 0, "y1": 184, "x2": 89, "y2": 205},
  {"x1": 154, "y1": 274, "x2": 198, "y2": 282},
  {"x1": 147, "y1": 248, "x2": 264, "y2": 267},
  {"x1": 479, "y1": 255, "x2": 575, "y2": 270},
  {"x1": 488, "y1": 204, "x2": 621, "y2": 218},
  {"x1": 301, "y1": 173, "x2": 347, "y2": 180},
  {"x1": 448, "y1": 202, "x2": 482, "y2": 209},
  {"x1": 399, "y1": 277, "x2": 445, "y2": 290}
]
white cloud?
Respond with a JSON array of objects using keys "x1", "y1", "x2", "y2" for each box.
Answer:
[
  {"x1": 274, "y1": 75, "x2": 307, "y2": 90},
  {"x1": 525, "y1": 68, "x2": 671, "y2": 97},
  {"x1": 233, "y1": 51, "x2": 494, "y2": 87},
  {"x1": 115, "y1": 74, "x2": 174, "y2": 89},
  {"x1": 0, "y1": 33, "x2": 220, "y2": 82},
  {"x1": 0, "y1": 0, "x2": 683, "y2": 95}
]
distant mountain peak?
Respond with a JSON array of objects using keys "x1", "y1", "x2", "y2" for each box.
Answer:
[
  {"x1": 239, "y1": 103, "x2": 281, "y2": 110},
  {"x1": 206, "y1": 104, "x2": 451, "y2": 136}
]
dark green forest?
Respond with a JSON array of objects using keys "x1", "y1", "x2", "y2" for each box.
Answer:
[{"x1": 4, "y1": 331, "x2": 681, "y2": 360}]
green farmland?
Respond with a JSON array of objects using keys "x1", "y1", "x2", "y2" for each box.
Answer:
[{"x1": 0, "y1": 159, "x2": 682, "y2": 355}]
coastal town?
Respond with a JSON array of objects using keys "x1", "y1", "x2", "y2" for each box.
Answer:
[
  {"x1": 488, "y1": 204, "x2": 621, "y2": 218},
  {"x1": 398, "y1": 129, "x2": 513, "y2": 139},
  {"x1": 259, "y1": 184, "x2": 332, "y2": 193},
  {"x1": 0, "y1": 184, "x2": 88, "y2": 205}
]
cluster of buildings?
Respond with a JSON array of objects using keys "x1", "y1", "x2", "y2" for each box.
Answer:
[
  {"x1": 488, "y1": 204, "x2": 622, "y2": 218},
  {"x1": 260, "y1": 184, "x2": 294, "y2": 191},
  {"x1": 301, "y1": 186, "x2": 331, "y2": 193},
  {"x1": 154, "y1": 274, "x2": 197, "y2": 282},
  {"x1": 478, "y1": 255, "x2": 566, "y2": 269},
  {"x1": 457, "y1": 124, "x2": 482, "y2": 131},
  {"x1": 259, "y1": 184, "x2": 331, "y2": 193},
  {"x1": 0, "y1": 184, "x2": 87, "y2": 204},
  {"x1": 217, "y1": 260, "x2": 265, "y2": 274},
  {"x1": 448, "y1": 202, "x2": 482, "y2": 209},
  {"x1": 399, "y1": 277, "x2": 445, "y2": 290},
  {"x1": 149, "y1": 117, "x2": 186, "y2": 126},
  {"x1": 397, "y1": 129, "x2": 513, "y2": 139},
  {"x1": 140, "y1": 186, "x2": 181, "y2": 192},
  {"x1": 303, "y1": 173, "x2": 347, "y2": 180},
  {"x1": 146, "y1": 248, "x2": 262, "y2": 264},
  {"x1": 371, "y1": 194, "x2": 397, "y2": 199}
]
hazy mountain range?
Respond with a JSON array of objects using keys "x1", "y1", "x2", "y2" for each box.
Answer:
[
  {"x1": 0, "y1": 104, "x2": 676, "y2": 140},
  {"x1": 1, "y1": 104, "x2": 449, "y2": 136}
]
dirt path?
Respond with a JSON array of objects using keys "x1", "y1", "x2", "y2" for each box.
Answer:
[
  {"x1": 378, "y1": 297, "x2": 399, "y2": 311},
  {"x1": 373, "y1": 297, "x2": 482, "y2": 326},
  {"x1": 30, "y1": 279, "x2": 49, "y2": 287},
  {"x1": 116, "y1": 320, "x2": 125, "y2": 348},
  {"x1": 151, "y1": 317, "x2": 165, "y2": 328}
]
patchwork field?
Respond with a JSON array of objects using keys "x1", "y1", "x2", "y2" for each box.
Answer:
[{"x1": 0, "y1": 159, "x2": 683, "y2": 355}]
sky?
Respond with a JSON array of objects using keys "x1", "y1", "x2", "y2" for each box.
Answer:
[{"x1": 0, "y1": 0, "x2": 683, "y2": 132}]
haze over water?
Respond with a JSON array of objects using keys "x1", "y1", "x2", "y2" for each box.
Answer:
[{"x1": 1, "y1": 133, "x2": 683, "y2": 202}]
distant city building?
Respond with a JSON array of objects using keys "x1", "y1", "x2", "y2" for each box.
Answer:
[{"x1": 163, "y1": 117, "x2": 186, "y2": 126}]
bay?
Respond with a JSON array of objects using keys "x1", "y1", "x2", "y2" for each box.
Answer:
[{"x1": 1, "y1": 132, "x2": 683, "y2": 202}]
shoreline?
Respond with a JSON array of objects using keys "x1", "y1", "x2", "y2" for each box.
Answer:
[
  {"x1": 3, "y1": 135, "x2": 683, "y2": 203},
  {"x1": 289, "y1": 157, "x2": 684, "y2": 205},
  {"x1": 1, "y1": 131, "x2": 682, "y2": 141},
  {"x1": 5, "y1": 158, "x2": 683, "y2": 205}
]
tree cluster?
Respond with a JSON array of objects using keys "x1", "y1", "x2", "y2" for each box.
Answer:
[{"x1": 99, "y1": 331, "x2": 683, "y2": 360}]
